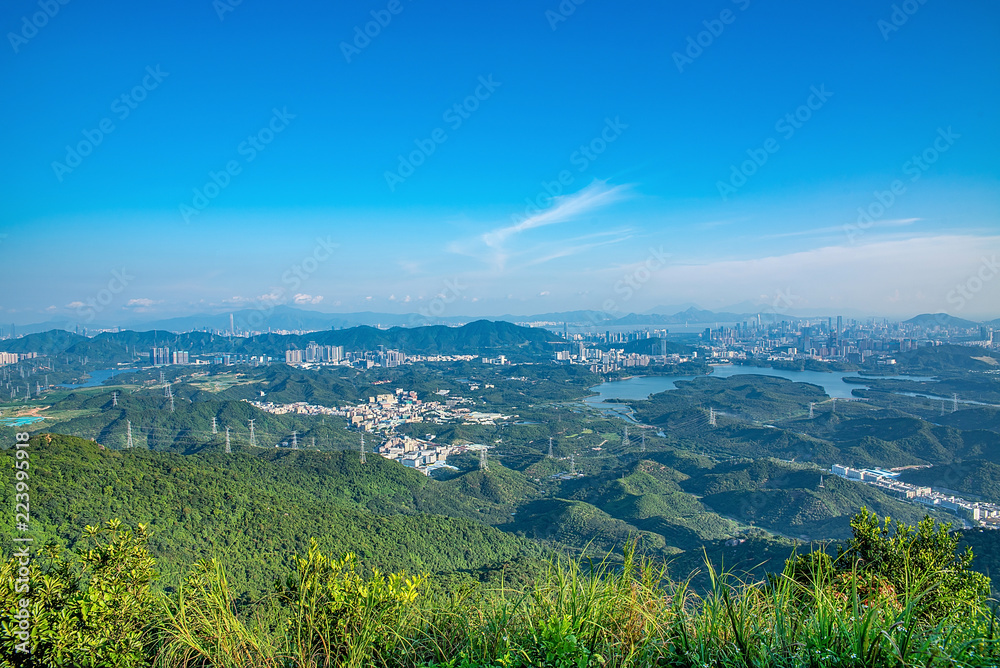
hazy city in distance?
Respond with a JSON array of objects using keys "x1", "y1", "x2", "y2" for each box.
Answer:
[{"x1": 2, "y1": 2, "x2": 1000, "y2": 667}]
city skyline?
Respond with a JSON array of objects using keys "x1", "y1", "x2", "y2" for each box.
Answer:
[{"x1": 3, "y1": 0, "x2": 999, "y2": 323}]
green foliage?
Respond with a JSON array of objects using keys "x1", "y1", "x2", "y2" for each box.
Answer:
[
  {"x1": 840, "y1": 509, "x2": 990, "y2": 619},
  {"x1": 0, "y1": 434, "x2": 546, "y2": 599},
  {"x1": 0, "y1": 521, "x2": 156, "y2": 668},
  {"x1": 280, "y1": 540, "x2": 424, "y2": 668},
  {"x1": 4, "y1": 517, "x2": 999, "y2": 667}
]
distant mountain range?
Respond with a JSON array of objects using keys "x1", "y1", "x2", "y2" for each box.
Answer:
[
  {"x1": 5, "y1": 305, "x2": 997, "y2": 337},
  {"x1": 0, "y1": 320, "x2": 562, "y2": 362},
  {"x1": 902, "y1": 313, "x2": 984, "y2": 329}
]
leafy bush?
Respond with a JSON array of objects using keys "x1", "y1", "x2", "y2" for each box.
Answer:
[{"x1": 0, "y1": 521, "x2": 156, "y2": 668}]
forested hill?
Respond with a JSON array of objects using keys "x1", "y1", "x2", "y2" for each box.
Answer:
[
  {"x1": 0, "y1": 433, "x2": 548, "y2": 598},
  {"x1": 0, "y1": 319, "x2": 561, "y2": 363}
]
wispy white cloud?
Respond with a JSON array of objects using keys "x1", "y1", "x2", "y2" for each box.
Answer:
[
  {"x1": 763, "y1": 218, "x2": 921, "y2": 240},
  {"x1": 451, "y1": 180, "x2": 632, "y2": 270}
]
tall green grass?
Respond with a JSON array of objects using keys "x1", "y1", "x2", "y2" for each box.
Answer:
[
  {"x1": 149, "y1": 542, "x2": 998, "y2": 668},
  {"x1": 3, "y1": 517, "x2": 999, "y2": 667}
]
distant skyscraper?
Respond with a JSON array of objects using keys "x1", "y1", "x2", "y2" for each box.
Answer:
[
  {"x1": 230, "y1": 313, "x2": 235, "y2": 336},
  {"x1": 150, "y1": 347, "x2": 171, "y2": 366}
]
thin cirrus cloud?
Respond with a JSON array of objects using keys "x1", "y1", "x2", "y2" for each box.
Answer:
[
  {"x1": 762, "y1": 218, "x2": 921, "y2": 240},
  {"x1": 449, "y1": 180, "x2": 633, "y2": 270}
]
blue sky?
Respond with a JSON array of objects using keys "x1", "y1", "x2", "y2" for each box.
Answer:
[{"x1": 2, "y1": 0, "x2": 999, "y2": 325}]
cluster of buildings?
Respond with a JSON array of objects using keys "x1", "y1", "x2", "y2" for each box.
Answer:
[
  {"x1": 555, "y1": 341, "x2": 695, "y2": 373},
  {"x1": 700, "y1": 317, "x2": 998, "y2": 364},
  {"x1": 374, "y1": 434, "x2": 483, "y2": 475},
  {"x1": 150, "y1": 347, "x2": 189, "y2": 365},
  {"x1": 246, "y1": 388, "x2": 506, "y2": 475},
  {"x1": 285, "y1": 342, "x2": 345, "y2": 365},
  {"x1": 558, "y1": 317, "x2": 996, "y2": 370},
  {"x1": 832, "y1": 464, "x2": 1000, "y2": 526},
  {"x1": 283, "y1": 343, "x2": 480, "y2": 369},
  {"x1": 149, "y1": 348, "x2": 272, "y2": 367},
  {"x1": 0, "y1": 352, "x2": 36, "y2": 366},
  {"x1": 247, "y1": 388, "x2": 510, "y2": 434}
]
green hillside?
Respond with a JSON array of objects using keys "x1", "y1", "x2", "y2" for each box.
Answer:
[{"x1": 0, "y1": 434, "x2": 547, "y2": 597}]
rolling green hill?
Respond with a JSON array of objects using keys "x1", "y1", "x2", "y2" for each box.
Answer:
[{"x1": 0, "y1": 434, "x2": 548, "y2": 597}]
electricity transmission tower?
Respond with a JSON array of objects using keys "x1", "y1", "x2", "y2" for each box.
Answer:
[
  {"x1": 126, "y1": 420, "x2": 134, "y2": 449},
  {"x1": 212, "y1": 417, "x2": 217, "y2": 434},
  {"x1": 291, "y1": 431, "x2": 298, "y2": 450},
  {"x1": 479, "y1": 447, "x2": 488, "y2": 471},
  {"x1": 709, "y1": 408, "x2": 717, "y2": 426},
  {"x1": 569, "y1": 453, "x2": 576, "y2": 476},
  {"x1": 622, "y1": 426, "x2": 630, "y2": 449},
  {"x1": 360, "y1": 433, "x2": 366, "y2": 464},
  {"x1": 953, "y1": 393, "x2": 958, "y2": 413},
  {"x1": 248, "y1": 419, "x2": 256, "y2": 448},
  {"x1": 809, "y1": 402, "x2": 815, "y2": 419},
  {"x1": 641, "y1": 432, "x2": 645, "y2": 453},
  {"x1": 112, "y1": 391, "x2": 118, "y2": 407},
  {"x1": 225, "y1": 427, "x2": 231, "y2": 454},
  {"x1": 548, "y1": 437, "x2": 553, "y2": 458}
]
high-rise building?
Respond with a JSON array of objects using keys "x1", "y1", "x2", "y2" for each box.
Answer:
[
  {"x1": 150, "y1": 347, "x2": 171, "y2": 366},
  {"x1": 285, "y1": 349, "x2": 303, "y2": 364},
  {"x1": 172, "y1": 351, "x2": 189, "y2": 365}
]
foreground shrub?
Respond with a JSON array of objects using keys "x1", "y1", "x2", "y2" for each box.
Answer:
[{"x1": 0, "y1": 521, "x2": 156, "y2": 668}]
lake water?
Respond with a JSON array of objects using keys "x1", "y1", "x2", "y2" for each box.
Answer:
[
  {"x1": 583, "y1": 365, "x2": 939, "y2": 414},
  {"x1": 0, "y1": 416, "x2": 45, "y2": 427},
  {"x1": 58, "y1": 368, "x2": 136, "y2": 388}
]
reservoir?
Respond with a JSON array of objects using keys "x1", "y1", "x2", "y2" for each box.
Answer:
[
  {"x1": 58, "y1": 368, "x2": 136, "y2": 388},
  {"x1": 583, "y1": 365, "x2": 938, "y2": 416}
]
